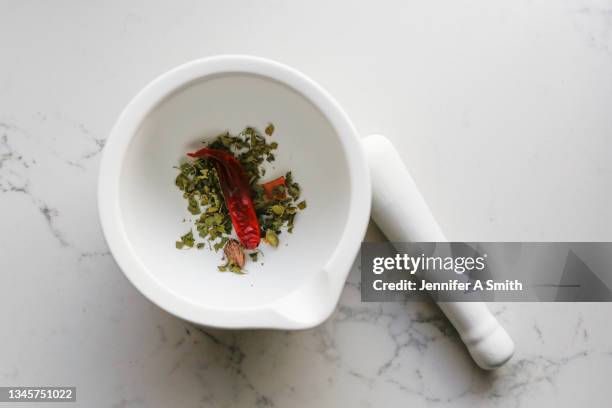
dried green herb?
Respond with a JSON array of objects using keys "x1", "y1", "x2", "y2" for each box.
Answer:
[
  {"x1": 270, "y1": 205, "x2": 285, "y2": 216},
  {"x1": 174, "y1": 124, "x2": 306, "y2": 272},
  {"x1": 176, "y1": 230, "x2": 195, "y2": 249},
  {"x1": 265, "y1": 123, "x2": 274, "y2": 136}
]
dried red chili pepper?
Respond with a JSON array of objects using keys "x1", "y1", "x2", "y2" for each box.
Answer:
[
  {"x1": 187, "y1": 147, "x2": 261, "y2": 249},
  {"x1": 262, "y1": 176, "x2": 286, "y2": 200}
]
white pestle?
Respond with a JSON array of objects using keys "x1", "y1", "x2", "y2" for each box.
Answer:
[{"x1": 361, "y1": 134, "x2": 515, "y2": 369}]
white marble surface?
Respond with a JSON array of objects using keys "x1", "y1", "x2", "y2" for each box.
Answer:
[{"x1": 1, "y1": 1, "x2": 612, "y2": 407}]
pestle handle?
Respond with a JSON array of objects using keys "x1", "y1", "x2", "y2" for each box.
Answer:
[{"x1": 361, "y1": 134, "x2": 514, "y2": 369}]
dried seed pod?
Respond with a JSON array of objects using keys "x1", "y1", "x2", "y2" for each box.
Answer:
[
  {"x1": 265, "y1": 229, "x2": 279, "y2": 248},
  {"x1": 223, "y1": 239, "x2": 245, "y2": 269}
]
